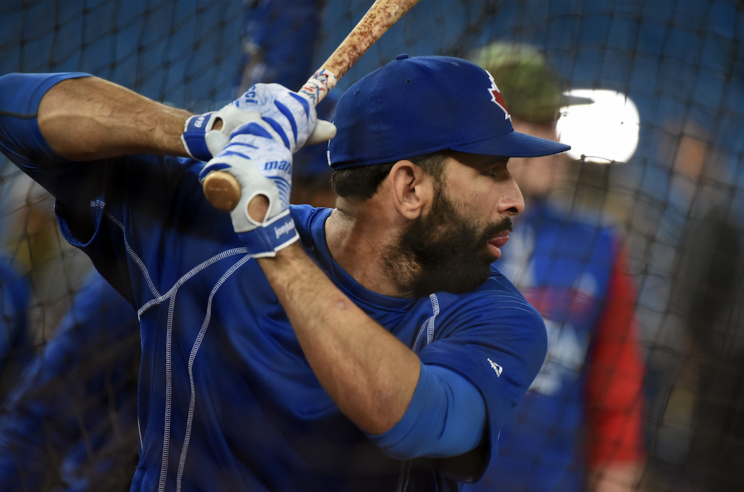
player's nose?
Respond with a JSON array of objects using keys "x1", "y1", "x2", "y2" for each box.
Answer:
[{"x1": 498, "y1": 177, "x2": 525, "y2": 217}]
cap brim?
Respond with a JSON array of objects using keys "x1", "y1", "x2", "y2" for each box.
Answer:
[{"x1": 450, "y1": 130, "x2": 570, "y2": 158}]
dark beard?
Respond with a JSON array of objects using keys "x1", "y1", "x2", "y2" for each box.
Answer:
[{"x1": 383, "y1": 189, "x2": 513, "y2": 297}]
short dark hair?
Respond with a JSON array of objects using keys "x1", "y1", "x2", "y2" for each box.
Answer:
[{"x1": 330, "y1": 150, "x2": 450, "y2": 201}]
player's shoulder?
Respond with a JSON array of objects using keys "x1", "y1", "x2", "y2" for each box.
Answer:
[
  {"x1": 290, "y1": 204, "x2": 333, "y2": 244},
  {"x1": 436, "y1": 266, "x2": 543, "y2": 328},
  {"x1": 428, "y1": 268, "x2": 548, "y2": 374}
]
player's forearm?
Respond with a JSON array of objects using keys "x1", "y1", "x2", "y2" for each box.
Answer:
[
  {"x1": 37, "y1": 76, "x2": 191, "y2": 161},
  {"x1": 257, "y1": 242, "x2": 420, "y2": 435}
]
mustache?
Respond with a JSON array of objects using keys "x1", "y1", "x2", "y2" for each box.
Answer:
[{"x1": 482, "y1": 216, "x2": 513, "y2": 239}]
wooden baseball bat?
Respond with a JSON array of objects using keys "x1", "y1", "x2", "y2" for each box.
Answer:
[{"x1": 202, "y1": 0, "x2": 421, "y2": 212}]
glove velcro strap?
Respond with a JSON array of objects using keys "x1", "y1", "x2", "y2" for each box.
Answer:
[
  {"x1": 237, "y1": 210, "x2": 299, "y2": 258},
  {"x1": 181, "y1": 112, "x2": 216, "y2": 161}
]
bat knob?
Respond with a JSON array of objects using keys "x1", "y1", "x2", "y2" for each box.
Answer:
[{"x1": 202, "y1": 171, "x2": 241, "y2": 212}]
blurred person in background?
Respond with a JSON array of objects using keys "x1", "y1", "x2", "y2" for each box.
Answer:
[
  {"x1": 0, "y1": 173, "x2": 92, "y2": 342},
  {"x1": 0, "y1": 256, "x2": 31, "y2": 399},
  {"x1": 638, "y1": 117, "x2": 744, "y2": 491},
  {"x1": 675, "y1": 130, "x2": 744, "y2": 492},
  {"x1": 0, "y1": 272, "x2": 140, "y2": 492},
  {"x1": 464, "y1": 42, "x2": 645, "y2": 492}
]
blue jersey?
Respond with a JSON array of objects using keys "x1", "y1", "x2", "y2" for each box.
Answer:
[
  {"x1": 0, "y1": 72, "x2": 547, "y2": 492},
  {"x1": 465, "y1": 202, "x2": 644, "y2": 492}
]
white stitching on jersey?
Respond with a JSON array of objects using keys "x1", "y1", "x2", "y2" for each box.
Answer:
[
  {"x1": 93, "y1": 203, "x2": 254, "y2": 489},
  {"x1": 402, "y1": 458, "x2": 412, "y2": 492},
  {"x1": 147, "y1": 250, "x2": 251, "y2": 492},
  {"x1": 138, "y1": 419, "x2": 143, "y2": 454},
  {"x1": 158, "y1": 294, "x2": 177, "y2": 492},
  {"x1": 412, "y1": 321, "x2": 428, "y2": 353},
  {"x1": 176, "y1": 254, "x2": 253, "y2": 492},
  {"x1": 94, "y1": 203, "x2": 161, "y2": 299},
  {"x1": 400, "y1": 294, "x2": 440, "y2": 491},
  {"x1": 426, "y1": 294, "x2": 439, "y2": 345},
  {"x1": 395, "y1": 459, "x2": 412, "y2": 492},
  {"x1": 138, "y1": 323, "x2": 144, "y2": 448},
  {"x1": 96, "y1": 202, "x2": 155, "y2": 450},
  {"x1": 396, "y1": 460, "x2": 407, "y2": 492},
  {"x1": 412, "y1": 294, "x2": 440, "y2": 353},
  {"x1": 137, "y1": 247, "x2": 249, "y2": 319}
]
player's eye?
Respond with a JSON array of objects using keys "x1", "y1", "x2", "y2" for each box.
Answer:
[
  {"x1": 483, "y1": 158, "x2": 509, "y2": 177},
  {"x1": 484, "y1": 165, "x2": 503, "y2": 178}
]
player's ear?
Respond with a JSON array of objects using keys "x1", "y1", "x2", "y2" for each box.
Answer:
[{"x1": 388, "y1": 160, "x2": 432, "y2": 220}]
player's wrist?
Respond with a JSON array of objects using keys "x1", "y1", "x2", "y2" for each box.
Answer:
[
  {"x1": 236, "y1": 209, "x2": 299, "y2": 258},
  {"x1": 181, "y1": 111, "x2": 223, "y2": 161},
  {"x1": 256, "y1": 241, "x2": 307, "y2": 268}
]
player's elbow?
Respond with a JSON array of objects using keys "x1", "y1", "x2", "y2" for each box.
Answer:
[{"x1": 367, "y1": 363, "x2": 486, "y2": 460}]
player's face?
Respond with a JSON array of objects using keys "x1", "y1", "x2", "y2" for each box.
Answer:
[
  {"x1": 440, "y1": 152, "x2": 524, "y2": 253},
  {"x1": 385, "y1": 152, "x2": 523, "y2": 296}
]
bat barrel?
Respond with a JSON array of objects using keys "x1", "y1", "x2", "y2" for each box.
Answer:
[{"x1": 202, "y1": 0, "x2": 421, "y2": 213}]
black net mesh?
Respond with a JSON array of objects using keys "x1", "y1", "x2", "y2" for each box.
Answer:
[{"x1": 0, "y1": 0, "x2": 742, "y2": 491}]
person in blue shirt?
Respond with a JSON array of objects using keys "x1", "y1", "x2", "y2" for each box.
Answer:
[
  {"x1": 465, "y1": 43, "x2": 645, "y2": 492},
  {"x1": 0, "y1": 258, "x2": 31, "y2": 399},
  {"x1": 0, "y1": 54, "x2": 569, "y2": 491},
  {"x1": 0, "y1": 270, "x2": 140, "y2": 492}
]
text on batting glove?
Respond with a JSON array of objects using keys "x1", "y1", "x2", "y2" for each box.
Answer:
[
  {"x1": 199, "y1": 121, "x2": 298, "y2": 258},
  {"x1": 181, "y1": 105, "x2": 262, "y2": 162},
  {"x1": 181, "y1": 82, "x2": 335, "y2": 162}
]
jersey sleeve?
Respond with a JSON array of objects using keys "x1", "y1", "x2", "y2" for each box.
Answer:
[
  {"x1": 417, "y1": 281, "x2": 548, "y2": 483},
  {"x1": 585, "y1": 246, "x2": 646, "y2": 467},
  {"x1": 0, "y1": 72, "x2": 214, "y2": 307},
  {"x1": 0, "y1": 72, "x2": 116, "y2": 224},
  {"x1": 0, "y1": 72, "x2": 91, "y2": 167}
]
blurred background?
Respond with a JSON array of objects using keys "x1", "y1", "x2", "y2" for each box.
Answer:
[{"x1": 0, "y1": 0, "x2": 742, "y2": 491}]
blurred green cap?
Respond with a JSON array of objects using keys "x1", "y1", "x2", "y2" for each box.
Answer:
[{"x1": 467, "y1": 42, "x2": 564, "y2": 124}]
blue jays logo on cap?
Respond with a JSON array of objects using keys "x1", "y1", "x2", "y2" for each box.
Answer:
[
  {"x1": 328, "y1": 55, "x2": 571, "y2": 169},
  {"x1": 485, "y1": 70, "x2": 511, "y2": 121}
]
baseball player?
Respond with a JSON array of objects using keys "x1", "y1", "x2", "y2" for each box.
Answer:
[
  {"x1": 0, "y1": 55, "x2": 569, "y2": 491},
  {"x1": 465, "y1": 43, "x2": 645, "y2": 492}
]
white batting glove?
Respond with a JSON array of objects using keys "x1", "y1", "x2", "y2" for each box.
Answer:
[
  {"x1": 182, "y1": 83, "x2": 336, "y2": 161},
  {"x1": 199, "y1": 120, "x2": 298, "y2": 258}
]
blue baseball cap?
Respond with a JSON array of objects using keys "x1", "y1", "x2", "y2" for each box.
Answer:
[{"x1": 328, "y1": 54, "x2": 570, "y2": 170}]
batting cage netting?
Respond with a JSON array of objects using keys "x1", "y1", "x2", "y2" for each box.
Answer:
[{"x1": 0, "y1": 0, "x2": 742, "y2": 491}]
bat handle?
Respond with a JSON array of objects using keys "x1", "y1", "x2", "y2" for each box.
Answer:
[
  {"x1": 202, "y1": 69, "x2": 338, "y2": 212},
  {"x1": 202, "y1": 172, "x2": 242, "y2": 212}
]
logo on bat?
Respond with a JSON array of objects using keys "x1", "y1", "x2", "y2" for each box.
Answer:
[{"x1": 485, "y1": 70, "x2": 511, "y2": 120}]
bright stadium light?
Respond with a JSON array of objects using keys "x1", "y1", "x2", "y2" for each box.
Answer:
[{"x1": 556, "y1": 89, "x2": 640, "y2": 164}]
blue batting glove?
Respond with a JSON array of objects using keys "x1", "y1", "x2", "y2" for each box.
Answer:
[
  {"x1": 199, "y1": 120, "x2": 298, "y2": 258},
  {"x1": 182, "y1": 83, "x2": 335, "y2": 161}
]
